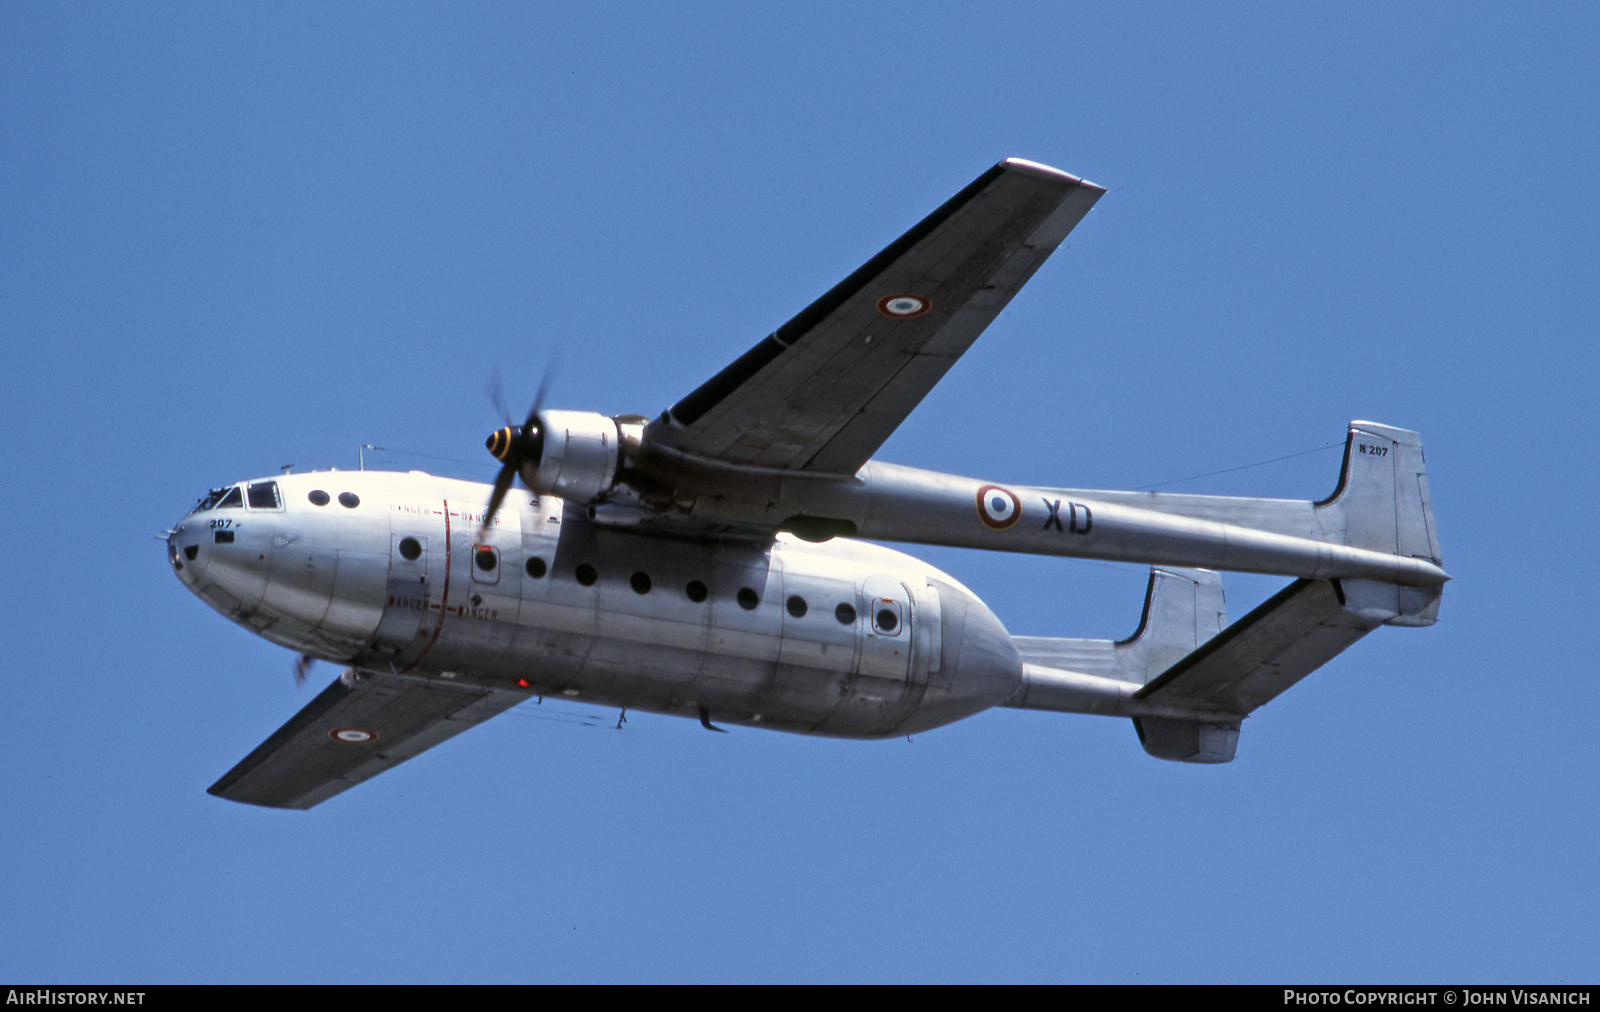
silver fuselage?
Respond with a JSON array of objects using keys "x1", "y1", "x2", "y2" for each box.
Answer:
[{"x1": 169, "y1": 470, "x2": 1021, "y2": 738}]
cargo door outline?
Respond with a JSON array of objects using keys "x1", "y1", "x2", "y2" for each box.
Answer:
[
  {"x1": 911, "y1": 583, "x2": 942, "y2": 685},
  {"x1": 374, "y1": 501, "x2": 446, "y2": 659}
]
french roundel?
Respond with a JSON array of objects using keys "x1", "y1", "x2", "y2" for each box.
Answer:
[
  {"x1": 330, "y1": 727, "x2": 378, "y2": 744},
  {"x1": 877, "y1": 294, "x2": 931, "y2": 318},
  {"x1": 975, "y1": 485, "x2": 1022, "y2": 530}
]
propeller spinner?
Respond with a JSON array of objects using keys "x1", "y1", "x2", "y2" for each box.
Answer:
[
  {"x1": 480, "y1": 364, "x2": 555, "y2": 537},
  {"x1": 481, "y1": 413, "x2": 540, "y2": 536}
]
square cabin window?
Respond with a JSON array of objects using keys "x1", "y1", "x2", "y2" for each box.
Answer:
[{"x1": 247, "y1": 481, "x2": 281, "y2": 509}]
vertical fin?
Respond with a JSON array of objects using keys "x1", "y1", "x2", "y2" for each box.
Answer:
[
  {"x1": 1322, "y1": 421, "x2": 1443, "y2": 564},
  {"x1": 1010, "y1": 567, "x2": 1226, "y2": 688},
  {"x1": 1319, "y1": 421, "x2": 1444, "y2": 626},
  {"x1": 1124, "y1": 567, "x2": 1229, "y2": 685}
]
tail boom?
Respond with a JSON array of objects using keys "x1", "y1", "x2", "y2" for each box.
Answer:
[{"x1": 839, "y1": 419, "x2": 1446, "y2": 590}]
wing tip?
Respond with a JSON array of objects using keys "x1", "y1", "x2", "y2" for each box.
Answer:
[
  {"x1": 205, "y1": 777, "x2": 318, "y2": 809},
  {"x1": 999, "y1": 157, "x2": 1106, "y2": 194}
]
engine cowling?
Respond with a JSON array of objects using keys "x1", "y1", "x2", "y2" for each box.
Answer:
[{"x1": 528, "y1": 410, "x2": 621, "y2": 503}]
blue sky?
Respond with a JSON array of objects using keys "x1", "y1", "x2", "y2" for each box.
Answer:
[{"x1": 3, "y1": 3, "x2": 1597, "y2": 983}]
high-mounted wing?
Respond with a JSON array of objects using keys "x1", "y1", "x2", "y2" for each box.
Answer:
[
  {"x1": 647, "y1": 158, "x2": 1104, "y2": 475},
  {"x1": 208, "y1": 669, "x2": 530, "y2": 810}
]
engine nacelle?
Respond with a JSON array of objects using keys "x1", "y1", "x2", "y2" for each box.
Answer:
[{"x1": 530, "y1": 410, "x2": 621, "y2": 503}]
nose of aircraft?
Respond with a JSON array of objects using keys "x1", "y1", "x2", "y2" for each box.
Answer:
[
  {"x1": 166, "y1": 524, "x2": 206, "y2": 587},
  {"x1": 168, "y1": 484, "x2": 276, "y2": 623},
  {"x1": 169, "y1": 475, "x2": 395, "y2": 661}
]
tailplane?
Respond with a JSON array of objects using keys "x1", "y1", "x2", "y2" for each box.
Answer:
[{"x1": 1006, "y1": 562, "x2": 1422, "y2": 763}]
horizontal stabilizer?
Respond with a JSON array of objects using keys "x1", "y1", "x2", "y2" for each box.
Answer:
[
  {"x1": 1008, "y1": 567, "x2": 1421, "y2": 763},
  {"x1": 1135, "y1": 578, "x2": 1384, "y2": 716},
  {"x1": 209, "y1": 670, "x2": 530, "y2": 810}
]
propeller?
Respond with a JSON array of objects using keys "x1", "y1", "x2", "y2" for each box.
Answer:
[
  {"x1": 486, "y1": 369, "x2": 514, "y2": 429},
  {"x1": 480, "y1": 362, "x2": 556, "y2": 538},
  {"x1": 293, "y1": 653, "x2": 314, "y2": 688}
]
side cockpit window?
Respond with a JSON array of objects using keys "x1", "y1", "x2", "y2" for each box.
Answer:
[
  {"x1": 215, "y1": 486, "x2": 244, "y2": 509},
  {"x1": 247, "y1": 481, "x2": 281, "y2": 509}
]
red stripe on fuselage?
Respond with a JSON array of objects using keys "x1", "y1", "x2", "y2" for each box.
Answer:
[{"x1": 406, "y1": 500, "x2": 453, "y2": 670}]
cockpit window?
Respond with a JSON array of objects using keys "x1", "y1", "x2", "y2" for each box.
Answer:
[
  {"x1": 215, "y1": 486, "x2": 244, "y2": 509},
  {"x1": 247, "y1": 481, "x2": 281, "y2": 509},
  {"x1": 193, "y1": 488, "x2": 228, "y2": 512}
]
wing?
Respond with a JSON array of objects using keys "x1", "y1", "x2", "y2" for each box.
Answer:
[
  {"x1": 647, "y1": 158, "x2": 1104, "y2": 474},
  {"x1": 207, "y1": 669, "x2": 529, "y2": 810}
]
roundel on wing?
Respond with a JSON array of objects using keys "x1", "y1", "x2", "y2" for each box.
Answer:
[
  {"x1": 330, "y1": 727, "x2": 378, "y2": 744},
  {"x1": 876, "y1": 294, "x2": 931, "y2": 318},
  {"x1": 975, "y1": 485, "x2": 1022, "y2": 530}
]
